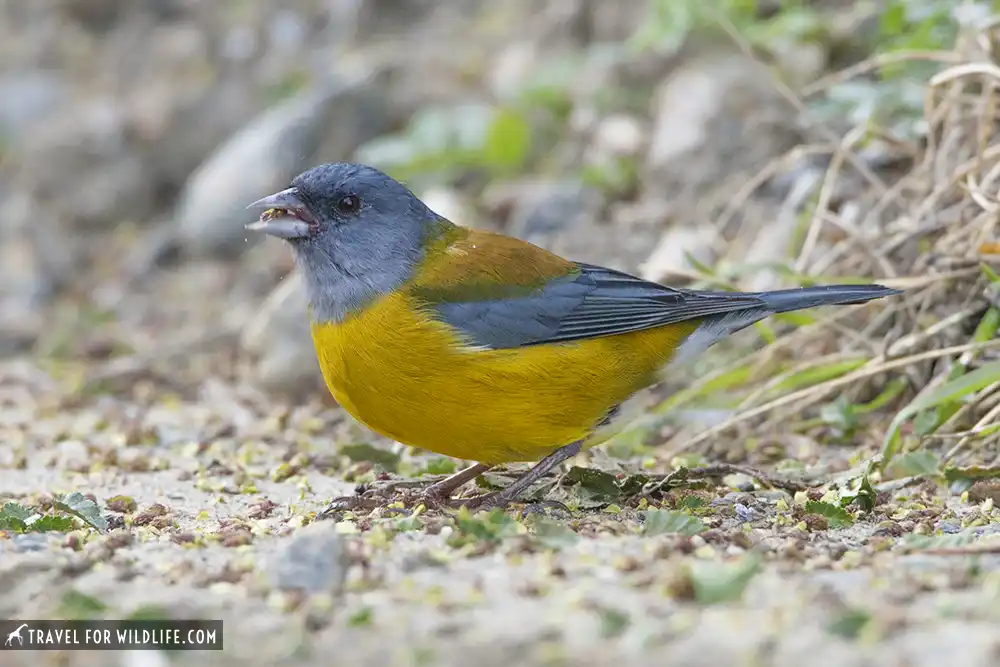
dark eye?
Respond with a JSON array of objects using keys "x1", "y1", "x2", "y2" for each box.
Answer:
[{"x1": 336, "y1": 194, "x2": 361, "y2": 215}]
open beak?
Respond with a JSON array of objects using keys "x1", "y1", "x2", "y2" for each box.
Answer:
[{"x1": 245, "y1": 188, "x2": 313, "y2": 240}]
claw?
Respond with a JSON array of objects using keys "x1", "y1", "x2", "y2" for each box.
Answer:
[
  {"x1": 450, "y1": 491, "x2": 503, "y2": 511},
  {"x1": 447, "y1": 493, "x2": 571, "y2": 515},
  {"x1": 318, "y1": 494, "x2": 375, "y2": 517},
  {"x1": 521, "y1": 499, "x2": 571, "y2": 515}
]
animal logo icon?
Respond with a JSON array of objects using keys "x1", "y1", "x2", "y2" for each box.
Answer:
[{"x1": 5, "y1": 623, "x2": 28, "y2": 647}]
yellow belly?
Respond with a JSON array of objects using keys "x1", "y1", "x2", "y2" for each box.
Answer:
[{"x1": 310, "y1": 292, "x2": 695, "y2": 465}]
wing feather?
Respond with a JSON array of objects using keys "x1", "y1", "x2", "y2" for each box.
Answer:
[{"x1": 410, "y1": 234, "x2": 768, "y2": 349}]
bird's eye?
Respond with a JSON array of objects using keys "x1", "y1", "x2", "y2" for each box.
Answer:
[{"x1": 336, "y1": 194, "x2": 361, "y2": 215}]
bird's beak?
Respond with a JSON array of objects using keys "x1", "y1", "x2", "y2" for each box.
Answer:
[{"x1": 245, "y1": 188, "x2": 313, "y2": 240}]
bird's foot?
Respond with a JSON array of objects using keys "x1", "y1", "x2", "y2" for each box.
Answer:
[
  {"x1": 444, "y1": 442, "x2": 582, "y2": 514},
  {"x1": 319, "y1": 486, "x2": 389, "y2": 517},
  {"x1": 319, "y1": 479, "x2": 463, "y2": 517},
  {"x1": 450, "y1": 491, "x2": 501, "y2": 511},
  {"x1": 398, "y1": 485, "x2": 457, "y2": 511},
  {"x1": 452, "y1": 491, "x2": 570, "y2": 515},
  {"x1": 320, "y1": 485, "x2": 570, "y2": 517}
]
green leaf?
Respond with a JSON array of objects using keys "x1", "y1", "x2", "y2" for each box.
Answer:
[
  {"x1": 30, "y1": 515, "x2": 77, "y2": 533},
  {"x1": 477, "y1": 472, "x2": 511, "y2": 490},
  {"x1": 879, "y1": 3, "x2": 906, "y2": 36},
  {"x1": 0, "y1": 515, "x2": 27, "y2": 533},
  {"x1": 565, "y1": 467, "x2": 621, "y2": 500},
  {"x1": 643, "y1": 509, "x2": 705, "y2": 536},
  {"x1": 973, "y1": 308, "x2": 1000, "y2": 344},
  {"x1": 912, "y1": 408, "x2": 941, "y2": 436},
  {"x1": 1, "y1": 502, "x2": 80, "y2": 534},
  {"x1": 421, "y1": 457, "x2": 457, "y2": 476},
  {"x1": 53, "y1": 492, "x2": 108, "y2": 532},
  {"x1": 959, "y1": 422, "x2": 1000, "y2": 440},
  {"x1": 58, "y1": 589, "x2": 108, "y2": 620},
  {"x1": 392, "y1": 512, "x2": 425, "y2": 533},
  {"x1": 886, "y1": 450, "x2": 941, "y2": 480},
  {"x1": 616, "y1": 473, "x2": 650, "y2": 498},
  {"x1": 531, "y1": 517, "x2": 579, "y2": 550},
  {"x1": 753, "y1": 320, "x2": 777, "y2": 345},
  {"x1": 827, "y1": 608, "x2": 872, "y2": 639},
  {"x1": 450, "y1": 507, "x2": 520, "y2": 547},
  {"x1": 654, "y1": 363, "x2": 755, "y2": 415},
  {"x1": 943, "y1": 465, "x2": 1000, "y2": 484},
  {"x1": 597, "y1": 607, "x2": 631, "y2": 639},
  {"x1": 772, "y1": 358, "x2": 867, "y2": 394},
  {"x1": 881, "y1": 358, "x2": 1000, "y2": 470},
  {"x1": 852, "y1": 472, "x2": 878, "y2": 513},
  {"x1": 482, "y1": 108, "x2": 531, "y2": 173},
  {"x1": 125, "y1": 605, "x2": 171, "y2": 621},
  {"x1": 678, "y1": 495, "x2": 707, "y2": 510},
  {"x1": 804, "y1": 501, "x2": 854, "y2": 528},
  {"x1": 1, "y1": 502, "x2": 35, "y2": 532},
  {"x1": 340, "y1": 443, "x2": 401, "y2": 473},
  {"x1": 1, "y1": 502, "x2": 33, "y2": 522},
  {"x1": 347, "y1": 607, "x2": 374, "y2": 627},
  {"x1": 774, "y1": 310, "x2": 817, "y2": 328},
  {"x1": 580, "y1": 158, "x2": 639, "y2": 198},
  {"x1": 981, "y1": 262, "x2": 1000, "y2": 283},
  {"x1": 856, "y1": 377, "x2": 909, "y2": 414},
  {"x1": 355, "y1": 102, "x2": 539, "y2": 183},
  {"x1": 682, "y1": 249, "x2": 716, "y2": 277},
  {"x1": 690, "y1": 553, "x2": 762, "y2": 605}
]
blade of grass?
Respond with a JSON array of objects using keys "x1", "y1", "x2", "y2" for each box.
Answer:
[
  {"x1": 881, "y1": 358, "x2": 1000, "y2": 471},
  {"x1": 770, "y1": 358, "x2": 868, "y2": 395},
  {"x1": 654, "y1": 363, "x2": 757, "y2": 415},
  {"x1": 671, "y1": 339, "x2": 1000, "y2": 456}
]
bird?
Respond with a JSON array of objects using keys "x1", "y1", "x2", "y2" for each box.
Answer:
[{"x1": 246, "y1": 162, "x2": 901, "y2": 510}]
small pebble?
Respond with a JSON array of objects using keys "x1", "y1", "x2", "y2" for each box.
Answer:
[
  {"x1": 734, "y1": 503, "x2": 756, "y2": 523},
  {"x1": 266, "y1": 522, "x2": 349, "y2": 594}
]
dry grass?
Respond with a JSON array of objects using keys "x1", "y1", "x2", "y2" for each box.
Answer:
[{"x1": 655, "y1": 19, "x2": 1000, "y2": 482}]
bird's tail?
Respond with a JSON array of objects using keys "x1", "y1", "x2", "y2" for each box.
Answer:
[
  {"x1": 667, "y1": 283, "x2": 900, "y2": 368},
  {"x1": 753, "y1": 284, "x2": 902, "y2": 314}
]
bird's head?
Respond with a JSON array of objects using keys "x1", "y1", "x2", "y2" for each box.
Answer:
[{"x1": 246, "y1": 162, "x2": 450, "y2": 320}]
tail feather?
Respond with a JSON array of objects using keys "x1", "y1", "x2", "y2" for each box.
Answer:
[
  {"x1": 753, "y1": 284, "x2": 902, "y2": 314},
  {"x1": 668, "y1": 283, "x2": 901, "y2": 369}
]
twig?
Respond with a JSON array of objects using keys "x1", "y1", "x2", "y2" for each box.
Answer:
[
  {"x1": 712, "y1": 12, "x2": 889, "y2": 197},
  {"x1": 795, "y1": 125, "x2": 866, "y2": 273},
  {"x1": 670, "y1": 339, "x2": 1000, "y2": 455},
  {"x1": 919, "y1": 543, "x2": 1000, "y2": 556},
  {"x1": 643, "y1": 463, "x2": 814, "y2": 497},
  {"x1": 802, "y1": 51, "x2": 963, "y2": 97},
  {"x1": 942, "y1": 396, "x2": 1000, "y2": 464}
]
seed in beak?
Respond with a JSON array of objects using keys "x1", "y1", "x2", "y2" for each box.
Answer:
[{"x1": 261, "y1": 207, "x2": 288, "y2": 222}]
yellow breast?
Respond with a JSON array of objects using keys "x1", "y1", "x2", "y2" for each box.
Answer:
[{"x1": 310, "y1": 292, "x2": 695, "y2": 465}]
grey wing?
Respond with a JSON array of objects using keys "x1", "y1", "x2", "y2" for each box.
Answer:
[{"x1": 428, "y1": 262, "x2": 770, "y2": 350}]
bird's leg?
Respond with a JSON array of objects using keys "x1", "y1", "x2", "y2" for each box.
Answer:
[
  {"x1": 320, "y1": 462, "x2": 492, "y2": 515},
  {"x1": 465, "y1": 440, "x2": 582, "y2": 510},
  {"x1": 419, "y1": 462, "x2": 492, "y2": 505}
]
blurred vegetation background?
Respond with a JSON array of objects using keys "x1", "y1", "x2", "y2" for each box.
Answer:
[
  {"x1": 0, "y1": 0, "x2": 995, "y2": 469},
  {"x1": 3, "y1": 0, "x2": 997, "y2": 476},
  {"x1": 4, "y1": 3, "x2": 1000, "y2": 664}
]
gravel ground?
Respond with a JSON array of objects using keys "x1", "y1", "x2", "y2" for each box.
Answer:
[{"x1": 2, "y1": 257, "x2": 1000, "y2": 667}]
